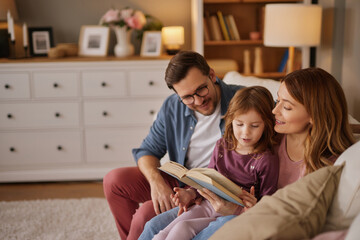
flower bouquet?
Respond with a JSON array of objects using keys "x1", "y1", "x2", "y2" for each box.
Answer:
[{"x1": 100, "y1": 7, "x2": 163, "y2": 57}]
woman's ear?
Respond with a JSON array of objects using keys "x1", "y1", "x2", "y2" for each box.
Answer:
[{"x1": 309, "y1": 118, "x2": 313, "y2": 125}]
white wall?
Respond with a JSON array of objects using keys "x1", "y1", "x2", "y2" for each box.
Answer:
[
  {"x1": 317, "y1": 0, "x2": 360, "y2": 121},
  {"x1": 14, "y1": 0, "x2": 192, "y2": 54},
  {"x1": 341, "y1": 0, "x2": 360, "y2": 121}
]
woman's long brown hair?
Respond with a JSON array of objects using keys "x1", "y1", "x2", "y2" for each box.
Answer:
[{"x1": 282, "y1": 68, "x2": 355, "y2": 174}]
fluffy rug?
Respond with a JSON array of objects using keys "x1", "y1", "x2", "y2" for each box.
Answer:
[{"x1": 0, "y1": 198, "x2": 119, "y2": 240}]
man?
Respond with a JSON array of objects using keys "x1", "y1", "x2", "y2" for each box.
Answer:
[{"x1": 103, "y1": 51, "x2": 242, "y2": 240}]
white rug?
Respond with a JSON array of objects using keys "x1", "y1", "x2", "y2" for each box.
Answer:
[{"x1": 0, "y1": 198, "x2": 119, "y2": 240}]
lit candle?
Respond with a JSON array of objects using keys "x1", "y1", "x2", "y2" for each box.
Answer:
[
  {"x1": 7, "y1": 10, "x2": 12, "y2": 35},
  {"x1": 23, "y1": 23, "x2": 28, "y2": 47}
]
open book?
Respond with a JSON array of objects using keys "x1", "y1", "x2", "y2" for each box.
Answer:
[{"x1": 159, "y1": 161, "x2": 244, "y2": 206}]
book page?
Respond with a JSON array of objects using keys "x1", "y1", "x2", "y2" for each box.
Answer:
[
  {"x1": 158, "y1": 162, "x2": 203, "y2": 189},
  {"x1": 187, "y1": 171, "x2": 244, "y2": 206},
  {"x1": 189, "y1": 168, "x2": 243, "y2": 196},
  {"x1": 159, "y1": 161, "x2": 188, "y2": 179}
]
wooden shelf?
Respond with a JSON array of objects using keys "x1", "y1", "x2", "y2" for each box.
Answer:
[
  {"x1": 205, "y1": 40, "x2": 263, "y2": 46},
  {"x1": 243, "y1": 72, "x2": 285, "y2": 79},
  {"x1": 204, "y1": 0, "x2": 301, "y2": 3}
]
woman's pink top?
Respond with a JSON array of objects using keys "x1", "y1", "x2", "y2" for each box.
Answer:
[{"x1": 276, "y1": 135, "x2": 305, "y2": 189}]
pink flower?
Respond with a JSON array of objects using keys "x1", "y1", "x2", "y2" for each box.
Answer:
[
  {"x1": 101, "y1": 9, "x2": 121, "y2": 23},
  {"x1": 100, "y1": 7, "x2": 147, "y2": 30},
  {"x1": 125, "y1": 10, "x2": 146, "y2": 30},
  {"x1": 120, "y1": 8, "x2": 133, "y2": 19}
]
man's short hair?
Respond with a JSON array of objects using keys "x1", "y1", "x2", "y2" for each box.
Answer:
[{"x1": 165, "y1": 51, "x2": 210, "y2": 89}]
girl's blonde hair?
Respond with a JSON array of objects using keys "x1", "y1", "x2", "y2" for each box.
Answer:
[
  {"x1": 223, "y1": 86, "x2": 276, "y2": 153},
  {"x1": 282, "y1": 68, "x2": 355, "y2": 174}
]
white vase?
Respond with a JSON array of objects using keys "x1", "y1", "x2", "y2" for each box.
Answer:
[{"x1": 113, "y1": 26, "x2": 134, "y2": 57}]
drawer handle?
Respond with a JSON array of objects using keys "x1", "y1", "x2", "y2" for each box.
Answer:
[
  {"x1": 7, "y1": 113, "x2": 13, "y2": 119},
  {"x1": 9, "y1": 147, "x2": 16, "y2": 152},
  {"x1": 101, "y1": 82, "x2": 107, "y2": 87},
  {"x1": 55, "y1": 112, "x2": 61, "y2": 118},
  {"x1": 53, "y1": 83, "x2": 59, "y2": 88},
  {"x1": 104, "y1": 144, "x2": 109, "y2": 149},
  {"x1": 149, "y1": 110, "x2": 155, "y2": 115},
  {"x1": 4, "y1": 84, "x2": 11, "y2": 89},
  {"x1": 57, "y1": 145, "x2": 63, "y2": 151},
  {"x1": 102, "y1": 111, "x2": 108, "y2": 116},
  {"x1": 149, "y1": 81, "x2": 154, "y2": 86}
]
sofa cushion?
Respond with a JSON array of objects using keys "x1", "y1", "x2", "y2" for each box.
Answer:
[
  {"x1": 209, "y1": 164, "x2": 343, "y2": 240},
  {"x1": 322, "y1": 141, "x2": 360, "y2": 232},
  {"x1": 222, "y1": 71, "x2": 280, "y2": 100}
]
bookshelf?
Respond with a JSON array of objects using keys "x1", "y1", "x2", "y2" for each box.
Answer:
[{"x1": 192, "y1": 0, "x2": 302, "y2": 79}]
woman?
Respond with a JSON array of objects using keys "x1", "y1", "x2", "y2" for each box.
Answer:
[{"x1": 139, "y1": 68, "x2": 355, "y2": 240}]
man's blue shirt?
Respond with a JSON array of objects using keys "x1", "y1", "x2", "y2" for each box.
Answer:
[{"x1": 132, "y1": 78, "x2": 242, "y2": 166}]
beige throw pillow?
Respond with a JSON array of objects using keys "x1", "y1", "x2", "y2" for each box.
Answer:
[{"x1": 209, "y1": 165, "x2": 344, "y2": 240}]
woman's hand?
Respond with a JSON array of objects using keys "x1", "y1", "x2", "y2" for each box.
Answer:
[
  {"x1": 198, "y1": 186, "x2": 258, "y2": 215},
  {"x1": 197, "y1": 188, "x2": 239, "y2": 215},
  {"x1": 170, "y1": 187, "x2": 197, "y2": 216}
]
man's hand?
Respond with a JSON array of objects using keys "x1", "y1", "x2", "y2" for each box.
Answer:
[
  {"x1": 149, "y1": 177, "x2": 176, "y2": 215},
  {"x1": 137, "y1": 155, "x2": 176, "y2": 215}
]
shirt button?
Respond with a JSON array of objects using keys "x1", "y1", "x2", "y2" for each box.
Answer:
[
  {"x1": 190, "y1": 126, "x2": 193, "y2": 130},
  {"x1": 182, "y1": 147, "x2": 186, "y2": 151}
]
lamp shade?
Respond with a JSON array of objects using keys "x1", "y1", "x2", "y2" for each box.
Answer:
[
  {"x1": 162, "y1": 26, "x2": 184, "y2": 46},
  {"x1": 264, "y1": 4, "x2": 322, "y2": 47},
  {"x1": 0, "y1": 0, "x2": 18, "y2": 21}
]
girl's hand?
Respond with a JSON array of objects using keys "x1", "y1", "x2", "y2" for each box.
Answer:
[
  {"x1": 240, "y1": 186, "x2": 257, "y2": 211},
  {"x1": 170, "y1": 187, "x2": 197, "y2": 216},
  {"x1": 197, "y1": 188, "x2": 239, "y2": 216}
]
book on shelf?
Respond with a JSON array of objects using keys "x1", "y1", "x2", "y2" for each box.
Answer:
[
  {"x1": 203, "y1": 17, "x2": 211, "y2": 41},
  {"x1": 159, "y1": 161, "x2": 244, "y2": 206},
  {"x1": 227, "y1": 14, "x2": 240, "y2": 40},
  {"x1": 278, "y1": 49, "x2": 288, "y2": 72},
  {"x1": 216, "y1": 11, "x2": 230, "y2": 41},
  {"x1": 224, "y1": 15, "x2": 235, "y2": 40},
  {"x1": 208, "y1": 14, "x2": 223, "y2": 41}
]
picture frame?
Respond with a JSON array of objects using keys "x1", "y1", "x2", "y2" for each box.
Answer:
[
  {"x1": 28, "y1": 27, "x2": 54, "y2": 57},
  {"x1": 78, "y1": 25, "x2": 110, "y2": 57},
  {"x1": 140, "y1": 31, "x2": 162, "y2": 57}
]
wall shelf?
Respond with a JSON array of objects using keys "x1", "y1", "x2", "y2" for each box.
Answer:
[{"x1": 204, "y1": 40, "x2": 263, "y2": 46}]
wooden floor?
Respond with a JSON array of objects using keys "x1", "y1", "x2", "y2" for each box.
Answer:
[{"x1": 0, "y1": 181, "x2": 105, "y2": 201}]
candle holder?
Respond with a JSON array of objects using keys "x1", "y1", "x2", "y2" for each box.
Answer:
[
  {"x1": 8, "y1": 39, "x2": 16, "y2": 59},
  {"x1": 24, "y1": 46, "x2": 30, "y2": 58}
]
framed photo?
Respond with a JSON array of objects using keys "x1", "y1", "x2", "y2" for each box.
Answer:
[
  {"x1": 140, "y1": 31, "x2": 162, "y2": 57},
  {"x1": 78, "y1": 25, "x2": 110, "y2": 57},
  {"x1": 28, "y1": 27, "x2": 54, "y2": 56}
]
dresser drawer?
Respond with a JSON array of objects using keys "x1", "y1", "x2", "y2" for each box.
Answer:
[
  {"x1": 0, "y1": 131, "x2": 82, "y2": 166},
  {"x1": 33, "y1": 72, "x2": 79, "y2": 98},
  {"x1": 82, "y1": 71, "x2": 127, "y2": 97},
  {"x1": 129, "y1": 71, "x2": 170, "y2": 97},
  {"x1": 0, "y1": 73, "x2": 30, "y2": 99},
  {"x1": 85, "y1": 128, "x2": 147, "y2": 165},
  {"x1": 0, "y1": 102, "x2": 80, "y2": 128},
  {"x1": 83, "y1": 100, "x2": 163, "y2": 126}
]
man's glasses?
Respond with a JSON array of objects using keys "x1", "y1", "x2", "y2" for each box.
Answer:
[{"x1": 180, "y1": 84, "x2": 210, "y2": 105}]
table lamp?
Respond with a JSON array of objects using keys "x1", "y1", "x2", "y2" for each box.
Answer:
[
  {"x1": 263, "y1": 4, "x2": 322, "y2": 73},
  {"x1": 162, "y1": 26, "x2": 184, "y2": 55}
]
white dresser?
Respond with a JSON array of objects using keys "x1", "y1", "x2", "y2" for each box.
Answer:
[{"x1": 0, "y1": 57, "x2": 171, "y2": 182}]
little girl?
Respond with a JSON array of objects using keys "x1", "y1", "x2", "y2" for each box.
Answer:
[{"x1": 153, "y1": 86, "x2": 279, "y2": 240}]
